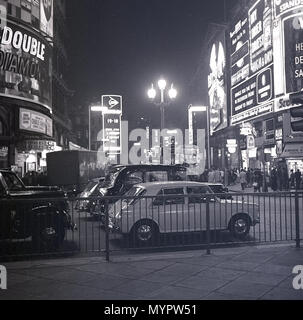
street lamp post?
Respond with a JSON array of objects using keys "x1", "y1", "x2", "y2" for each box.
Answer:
[{"x1": 147, "y1": 78, "x2": 177, "y2": 164}]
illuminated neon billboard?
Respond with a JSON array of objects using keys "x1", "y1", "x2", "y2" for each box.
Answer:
[
  {"x1": 230, "y1": 0, "x2": 274, "y2": 125},
  {"x1": 273, "y1": 0, "x2": 303, "y2": 107},
  {"x1": 207, "y1": 24, "x2": 228, "y2": 135},
  {"x1": 0, "y1": 0, "x2": 53, "y2": 111}
]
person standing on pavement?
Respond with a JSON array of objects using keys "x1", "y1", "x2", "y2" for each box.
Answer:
[
  {"x1": 290, "y1": 170, "x2": 295, "y2": 189},
  {"x1": 208, "y1": 169, "x2": 215, "y2": 183},
  {"x1": 239, "y1": 169, "x2": 247, "y2": 191},
  {"x1": 295, "y1": 169, "x2": 302, "y2": 190},
  {"x1": 214, "y1": 168, "x2": 221, "y2": 183},
  {"x1": 271, "y1": 168, "x2": 278, "y2": 191}
]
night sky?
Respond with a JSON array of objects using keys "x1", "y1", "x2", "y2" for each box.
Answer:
[{"x1": 66, "y1": 0, "x2": 237, "y2": 130}]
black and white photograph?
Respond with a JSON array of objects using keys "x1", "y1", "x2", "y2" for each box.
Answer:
[{"x1": 0, "y1": 0, "x2": 303, "y2": 305}]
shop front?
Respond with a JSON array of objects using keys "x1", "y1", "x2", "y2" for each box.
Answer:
[
  {"x1": 280, "y1": 143, "x2": 303, "y2": 174},
  {"x1": 15, "y1": 107, "x2": 55, "y2": 176}
]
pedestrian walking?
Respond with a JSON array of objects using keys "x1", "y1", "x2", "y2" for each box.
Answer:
[
  {"x1": 253, "y1": 170, "x2": 262, "y2": 192},
  {"x1": 295, "y1": 169, "x2": 302, "y2": 190},
  {"x1": 208, "y1": 169, "x2": 215, "y2": 183},
  {"x1": 239, "y1": 169, "x2": 247, "y2": 191},
  {"x1": 214, "y1": 168, "x2": 221, "y2": 183},
  {"x1": 290, "y1": 170, "x2": 295, "y2": 189},
  {"x1": 271, "y1": 168, "x2": 277, "y2": 191}
]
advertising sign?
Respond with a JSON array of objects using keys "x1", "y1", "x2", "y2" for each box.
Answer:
[
  {"x1": 284, "y1": 13, "x2": 303, "y2": 93},
  {"x1": 102, "y1": 95, "x2": 123, "y2": 113},
  {"x1": 0, "y1": 9, "x2": 52, "y2": 110},
  {"x1": 207, "y1": 25, "x2": 228, "y2": 135},
  {"x1": 273, "y1": 0, "x2": 303, "y2": 99},
  {"x1": 20, "y1": 108, "x2": 53, "y2": 137},
  {"x1": 102, "y1": 113, "x2": 121, "y2": 154},
  {"x1": 40, "y1": 0, "x2": 53, "y2": 38},
  {"x1": 274, "y1": 0, "x2": 303, "y2": 18},
  {"x1": 230, "y1": 0, "x2": 274, "y2": 125}
]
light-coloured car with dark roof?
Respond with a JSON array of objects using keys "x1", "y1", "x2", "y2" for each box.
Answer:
[{"x1": 108, "y1": 181, "x2": 260, "y2": 246}]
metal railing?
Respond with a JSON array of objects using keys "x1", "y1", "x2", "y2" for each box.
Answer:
[{"x1": 0, "y1": 192, "x2": 302, "y2": 261}]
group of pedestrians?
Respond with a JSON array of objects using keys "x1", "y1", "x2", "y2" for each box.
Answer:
[
  {"x1": 207, "y1": 168, "x2": 224, "y2": 183},
  {"x1": 239, "y1": 168, "x2": 263, "y2": 192},
  {"x1": 270, "y1": 167, "x2": 302, "y2": 191}
]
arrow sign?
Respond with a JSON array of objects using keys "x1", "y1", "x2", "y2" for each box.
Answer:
[
  {"x1": 109, "y1": 97, "x2": 119, "y2": 108},
  {"x1": 102, "y1": 95, "x2": 122, "y2": 113}
]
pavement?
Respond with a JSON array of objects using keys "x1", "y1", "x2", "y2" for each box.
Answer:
[{"x1": 0, "y1": 243, "x2": 303, "y2": 300}]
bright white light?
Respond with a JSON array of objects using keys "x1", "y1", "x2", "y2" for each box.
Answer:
[
  {"x1": 158, "y1": 79, "x2": 167, "y2": 91},
  {"x1": 189, "y1": 106, "x2": 207, "y2": 112},
  {"x1": 168, "y1": 84, "x2": 177, "y2": 99},
  {"x1": 147, "y1": 84, "x2": 157, "y2": 99},
  {"x1": 91, "y1": 105, "x2": 108, "y2": 112}
]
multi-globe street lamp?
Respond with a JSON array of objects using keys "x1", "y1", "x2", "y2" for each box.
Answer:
[{"x1": 147, "y1": 78, "x2": 178, "y2": 164}]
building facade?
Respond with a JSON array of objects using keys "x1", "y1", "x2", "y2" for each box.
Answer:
[
  {"x1": 0, "y1": 0, "x2": 72, "y2": 175},
  {"x1": 191, "y1": 0, "x2": 303, "y2": 174}
]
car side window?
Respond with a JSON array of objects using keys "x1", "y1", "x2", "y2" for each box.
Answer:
[
  {"x1": 152, "y1": 188, "x2": 185, "y2": 206},
  {"x1": 187, "y1": 186, "x2": 211, "y2": 204},
  {"x1": 153, "y1": 189, "x2": 164, "y2": 206},
  {"x1": 163, "y1": 188, "x2": 185, "y2": 205},
  {"x1": 145, "y1": 171, "x2": 168, "y2": 182}
]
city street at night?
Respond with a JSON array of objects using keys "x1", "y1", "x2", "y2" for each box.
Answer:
[{"x1": 0, "y1": 0, "x2": 303, "y2": 305}]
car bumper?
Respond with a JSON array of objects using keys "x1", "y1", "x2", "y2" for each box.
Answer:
[{"x1": 252, "y1": 217, "x2": 260, "y2": 226}]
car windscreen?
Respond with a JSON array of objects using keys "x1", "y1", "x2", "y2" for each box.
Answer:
[
  {"x1": 102, "y1": 168, "x2": 122, "y2": 188},
  {"x1": 84, "y1": 181, "x2": 99, "y2": 192},
  {"x1": 1, "y1": 172, "x2": 24, "y2": 191}
]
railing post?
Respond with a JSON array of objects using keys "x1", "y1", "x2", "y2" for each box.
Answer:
[
  {"x1": 206, "y1": 195, "x2": 211, "y2": 255},
  {"x1": 104, "y1": 199, "x2": 110, "y2": 261},
  {"x1": 295, "y1": 192, "x2": 300, "y2": 248}
]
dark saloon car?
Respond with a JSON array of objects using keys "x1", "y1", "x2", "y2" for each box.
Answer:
[
  {"x1": 76, "y1": 164, "x2": 188, "y2": 217},
  {"x1": 0, "y1": 170, "x2": 75, "y2": 250}
]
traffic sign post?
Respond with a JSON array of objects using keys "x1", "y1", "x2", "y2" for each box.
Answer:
[{"x1": 101, "y1": 95, "x2": 123, "y2": 163}]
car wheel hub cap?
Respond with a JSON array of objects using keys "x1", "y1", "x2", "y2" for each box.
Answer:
[
  {"x1": 137, "y1": 225, "x2": 152, "y2": 241},
  {"x1": 42, "y1": 227, "x2": 57, "y2": 239},
  {"x1": 235, "y1": 219, "x2": 247, "y2": 234}
]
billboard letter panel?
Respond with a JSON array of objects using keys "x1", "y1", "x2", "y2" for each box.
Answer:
[{"x1": 0, "y1": 19, "x2": 52, "y2": 110}]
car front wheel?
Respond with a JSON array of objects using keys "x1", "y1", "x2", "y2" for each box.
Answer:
[{"x1": 32, "y1": 218, "x2": 65, "y2": 251}]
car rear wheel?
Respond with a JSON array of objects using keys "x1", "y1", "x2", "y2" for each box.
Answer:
[
  {"x1": 130, "y1": 220, "x2": 159, "y2": 247},
  {"x1": 230, "y1": 215, "x2": 250, "y2": 240}
]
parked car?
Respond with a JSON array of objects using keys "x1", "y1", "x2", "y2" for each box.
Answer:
[
  {"x1": 0, "y1": 170, "x2": 75, "y2": 250},
  {"x1": 75, "y1": 177, "x2": 104, "y2": 212},
  {"x1": 108, "y1": 181, "x2": 260, "y2": 246},
  {"x1": 77, "y1": 164, "x2": 188, "y2": 217}
]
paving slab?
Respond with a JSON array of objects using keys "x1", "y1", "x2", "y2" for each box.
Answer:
[
  {"x1": 112, "y1": 279, "x2": 167, "y2": 298},
  {"x1": 195, "y1": 267, "x2": 246, "y2": 281},
  {"x1": 235, "y1": 271, "x2": 289, "y2": 286},
  {"x1": 174, "y1": 275, "x2": 230, "y2": 292},
  {"x1": 217, "y1": 280, "x2": 273, "y2": 299},
  {"x1": 159, "y1": 262, "x2": 211, "y2": 276},
  {"x1": 146, "y1": 285, "x2": 208, "y2": 300},
  {"x1": 217, "y1": 260, "x2": 262, "y2": 271},
  {"x1": 261, "y1": 287, "x2": 303, "y2": 300},
  {"x1": 253, "y1": 263, "x2": 293, "y2": 275}
]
